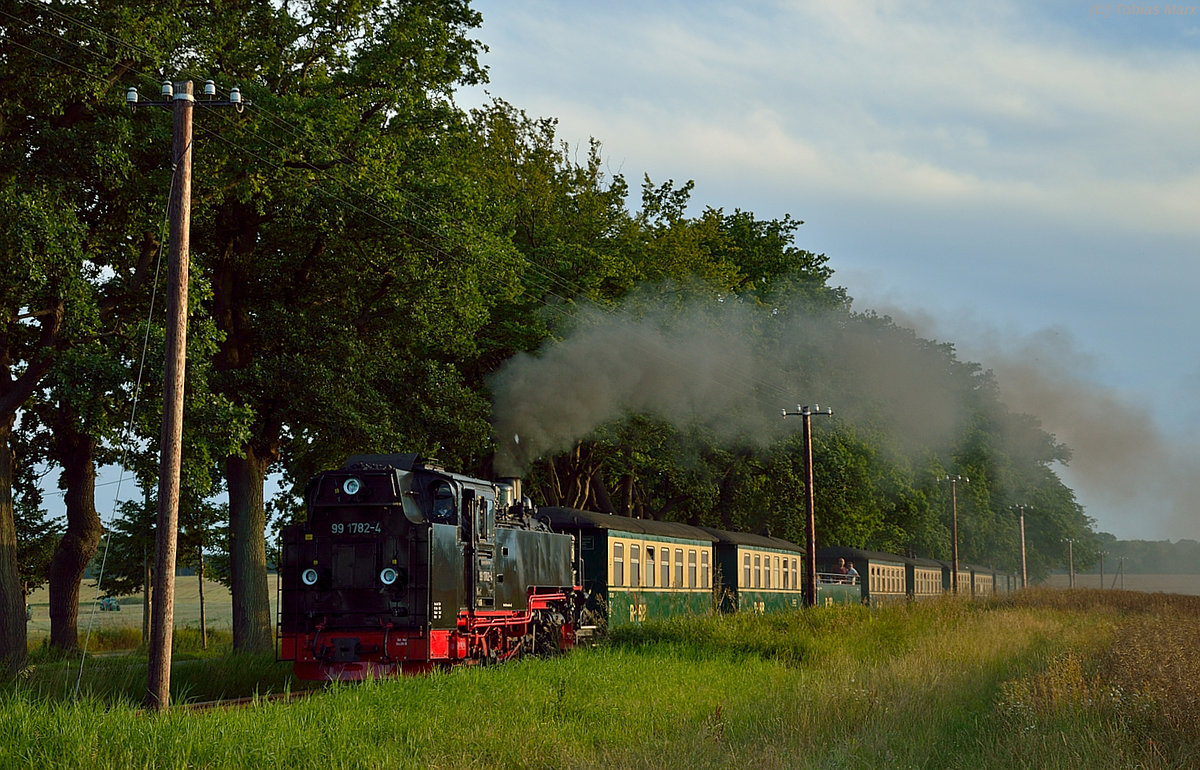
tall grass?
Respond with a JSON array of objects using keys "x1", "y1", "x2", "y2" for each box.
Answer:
[
  {"x1": 991, "y1": 590, "x2": 1200, "y2": 768},
  {"x1": 13, "y1": 629, "x2": 310, "y2": 707},
  {"x1": 2, "y1": 589, "x2": 1197, "y2": 768},
  {"x1": 28, "y1": 626, "x2": 233, "y2": 661}
]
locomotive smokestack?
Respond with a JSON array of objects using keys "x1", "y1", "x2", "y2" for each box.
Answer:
[{"x1": 500, "y1": 477, "x2": 522, "y2": 510}]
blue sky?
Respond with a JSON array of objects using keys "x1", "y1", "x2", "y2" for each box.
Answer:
[{"x1": 456, "y1": 0, "x2": 1200, "y2": 541}]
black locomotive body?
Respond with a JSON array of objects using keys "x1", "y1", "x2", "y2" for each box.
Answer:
[{"x1": 278, "y1": 454, "x2": 578, "y2": 680}]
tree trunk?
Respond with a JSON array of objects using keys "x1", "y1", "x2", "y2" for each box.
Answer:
[
  {"x1": 0, "y1": 419, "x2": 26, "y2": 676},
  {"x1": 197, "y1": 546, "x2": 207, "y2": 650},
  {"x1": 541, "y1": 457, "x2": 562, "y2": 506},
  {"x1": 591, "y1": 471, "x2": 615, "y2": 514},
  {"x1": 619, "y1": 473, "x2": 634, "y2": 517},
  {"x1": 48, "y1": 417, "x2": 102, "y2": 653},
  {"x1": 226, "y1": 445, "x2": 274, "y2": 652}
]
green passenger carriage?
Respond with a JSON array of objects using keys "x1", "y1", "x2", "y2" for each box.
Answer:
[
  {"x1": 540, "y1": 507, "x2": 716, "y2": 629},
  {"x1": 699, "y1": 527, "x2": 805, "y2": 613},
  {"x1": 969, "y1": 564, "x2": 997, "y2": 598},
  {"x1": 815, "y1": 547, "x2": 909, "y2": 606},
  {"x1": 908, "y1": 556, "x2": 944, "y2": 601},
  {"x1": 940, "y1": 562, "x2": 972, "y2": 595}
]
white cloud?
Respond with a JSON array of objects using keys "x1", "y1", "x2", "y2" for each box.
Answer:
[{"x1": 485, "y1": 0, "x2": 1200, "y2": 235}]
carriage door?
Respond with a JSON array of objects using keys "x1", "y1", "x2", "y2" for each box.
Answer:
[{"x1": 463, "y1": 490, "x2": 496, "y2": 610}]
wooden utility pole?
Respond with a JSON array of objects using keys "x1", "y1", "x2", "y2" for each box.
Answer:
[
  {"x1": 145, "y1": 79, "x2": 194, "y2": 711},
  {"x1": 782, "y1": 405, "x2": 832, "y2": 608},
  {"x1": 939, "y1": 475, "x2": 968, "y2": 594},
  {"x1": 1011, "y1": 504, "x2": 1031, "y2": 589},
  {"x1": 128, "y1": 78, "x2": 246, "y2": 711}
]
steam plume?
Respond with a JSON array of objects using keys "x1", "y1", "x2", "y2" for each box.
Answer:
[
  {"x1": 489, "y1": 292, "x2": 978, "y2": 478},
  {"x1": 879, "y1": 308, "x2": 1200, "y2": 541}
]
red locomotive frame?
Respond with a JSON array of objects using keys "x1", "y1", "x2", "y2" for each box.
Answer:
[{"x1": 281, "y1": 588, "x2": 578, "y2": 681}]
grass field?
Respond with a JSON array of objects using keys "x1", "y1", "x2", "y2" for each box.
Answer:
[{"x1": 5, "y1": 588, "x2": 1200, "y2": 768}]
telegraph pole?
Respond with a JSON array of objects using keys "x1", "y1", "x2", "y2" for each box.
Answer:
[
  {"x1": 939, "y1": 475, "x2": 968, "y2": 594},
  {"x1": 127, "y1": 79, "x2": 244, "y2": 711},
  {"x1": 782, "y1": 404, "x2": 832, "y2": 608},
  {"x1": 1011, "y1": 504, "x2": 1032, "y2": 589}
]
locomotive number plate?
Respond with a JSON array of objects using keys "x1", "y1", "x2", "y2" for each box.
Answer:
[{"x1": 330, "y1": 522, "x2": 382, "y2": 535}]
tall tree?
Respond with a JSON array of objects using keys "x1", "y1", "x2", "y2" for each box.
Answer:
[
  {"x1": 0, "y1": 0, "x2": 180, "y2": 673},
  {"x1": 177, "y1": 0, "x2": 498, "y2": 650}
]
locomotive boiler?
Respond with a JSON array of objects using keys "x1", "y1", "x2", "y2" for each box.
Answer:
[{"x1": 278, "y1": 454, "x2": 579, "y2": 680}]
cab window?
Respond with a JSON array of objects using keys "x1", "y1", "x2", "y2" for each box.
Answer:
[{"x1": 431, "y1": 482, "x2": 456, "y2": 523}]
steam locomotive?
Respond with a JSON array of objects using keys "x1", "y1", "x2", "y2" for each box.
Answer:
[
  {"x1": 277, "y1": 454, "x2": 1015, "y2": 681},
  {"x1": 277, "y1": 454, "x2": 578, "y2": 680}
]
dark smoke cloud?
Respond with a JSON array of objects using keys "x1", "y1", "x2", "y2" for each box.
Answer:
[
  {"x1": 488, "y1": 290, "x2": 980, "y2": 478},
  {"x1": 877, "y1": 307, "x2": 1200, "y2": 541},
  {"x1": 488, "y1": 299, "x2": 787, "y2": 476}
]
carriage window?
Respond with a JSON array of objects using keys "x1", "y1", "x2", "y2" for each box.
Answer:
[
  {"x1": 674, "y1": 549, "x2": 684, "y2": 588},
  {"x1": 701, "y1": 551, "x2": 710, "y2": 589},
  {"x1": 646, "y1": 546, "x2": 656, "y2": 587},
  {"x1": 631, "y1": 544, "x2": 641, "y2": 588},
  {"x1": 687, "y1": 550, "x2": 697, "y2": 588},
  {"x1": 783, "y1": 557, "x2": 790, "y2": 589},
  {"x1": 743, "y1": 554, "x2": 751, "y2": 586},
  {"x1": 764, "y1": 555, "x2": 771, "y2": 589},
  {"x1": 613, "y1": 543, "x2": 624, "y2": 587},
  {"x1": 775, "y1": 557, "x2": 782, "y2": 589},
  {"x1": 754, "y1": 554, "x2": 761, "y2": 589},
  {"x1": 432, "y1": 482, "x2": 456, "y2": 523},
  {"x1": 661, "y1": 548, "x2": 671, "y2": 587}
]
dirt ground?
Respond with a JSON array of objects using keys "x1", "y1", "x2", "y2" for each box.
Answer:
[
  {"x1": 1038, "y1": 573, "x2": 1200, "y2": 595},
  {"x1": 24, "y1": 574, "x2": 280, "y2": 641}
]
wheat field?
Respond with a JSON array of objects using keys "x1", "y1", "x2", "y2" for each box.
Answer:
[
  {"x1": 23, "y1": 575, "x2": 280, "y2": 641},
  {"x1": 1038, "y1": 572, "x2": 1200, "y2": 594}
]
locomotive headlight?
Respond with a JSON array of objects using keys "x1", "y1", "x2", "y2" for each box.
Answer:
[
  {"x1": 342, "y1": 477, "x2": 361, "y2": 495},
  {"x1": 380, "y1": 567, "x2": 399, "y2": 586},
  {"x1": 301, "y1": 568, "x2": 319, "y2": 586}
]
